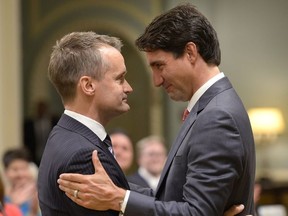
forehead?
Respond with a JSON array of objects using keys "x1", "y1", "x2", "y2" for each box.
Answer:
[
  {"x1": 6, "y1": 159, "x2": 29, "y2": 169},
  {"x1": 145, "y1": 50, "x2": 174, "y2": 65},
  {"x1": 143, "y1": 141, "x2": 164, "y2": 151},
  {"x1": 100, "y1": 46, "x2": 126, "y2": 75},
  {"x1": 111, "y1": 134, "x2": 131, "y2": 145},
  {"x1": 100, "y1": 46, "x2": 123, "y2": 62}
]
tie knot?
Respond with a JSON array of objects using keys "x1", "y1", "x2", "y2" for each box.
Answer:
[
  {"x1": 182, "y1": 109, "x2": 190, "y2": 121},
  {"x1": 104, "y1": 135, "x2": 112, "y2": 147},
  {"x1": 104, "y1": 135, "x2": 114, "y2": 155}
]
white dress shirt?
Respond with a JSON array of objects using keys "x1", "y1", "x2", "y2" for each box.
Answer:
[
  {"x1": 64, "y1": 110, "x2": 128, "y2": 215},
  {"x1": 64, "y1": 110, "x2": 107, "y2": 141},
  {"x1": 186, "y1": 72, "x2": 225, "y2": 112}
]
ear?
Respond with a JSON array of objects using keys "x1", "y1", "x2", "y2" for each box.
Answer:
[
  {"x1": 185, "y1": 42, "x2": 198, "y2": 63},
  {"x1": 79, "y1": 76, "x2": 96, "y2": 96}
]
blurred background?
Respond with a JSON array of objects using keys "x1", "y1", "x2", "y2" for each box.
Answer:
[{"x1": 0, "y1": 0, "x2": 288, "y2": 211}]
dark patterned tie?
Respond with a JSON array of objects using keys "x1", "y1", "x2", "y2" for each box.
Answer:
[
  {"x1": 182, "y1": 109, "x2": 190, "y2": 121},
  {"x1": 104, "y1": 135, "x2": 114, "y2": 155}
]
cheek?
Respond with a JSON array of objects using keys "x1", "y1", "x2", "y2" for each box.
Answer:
[
  {"x1": 6, "y1": 171, "x2": 19, "y2": 183},
  {"x1": 5, "y1": 171, "x2": 14, "y2": 180},
  {"x1": 122, "y1": 151, "x2": 130, "y2": 160}
]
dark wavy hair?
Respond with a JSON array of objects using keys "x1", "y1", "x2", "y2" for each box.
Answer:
[
  {"x1": 3, "y1": 148, "x2": 32, "y2": 169},
  {"x1": 136, "y1": 3, "x2": 221, "y2": 65}
]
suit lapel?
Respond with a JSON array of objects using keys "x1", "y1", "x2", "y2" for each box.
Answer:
[
  {"x1": 197, "y1": 77, "x2": 232, "y2": 112},
  {"x1": 57, "y1": 114, "x2": 129, "y2": 188},
  {"x1": 57, "y1": 114, "x2": 108, "y2": 151},
  {"x1": 155, "y1": 77, "x2": 233, "y2": 195},
  {"x1": 156, "y1": 103, "x2": 198, "y2": 194}
]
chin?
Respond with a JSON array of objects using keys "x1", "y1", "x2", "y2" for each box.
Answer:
[
  {"x1": 123, "y1": 104, "x2": 131, "y2": 111},
  {"x1": 169, "y1": 94, "x2": 188, "y2": 102},
  {"x1": 118, "y1": 108, "x2": 130, "y2": 115},
  {"x1": 169, "y1": 95, "x2": 181, "y2": 101}
]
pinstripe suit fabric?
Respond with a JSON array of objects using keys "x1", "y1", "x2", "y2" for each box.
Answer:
[{"x1": 38, "y1": 114, "x2": 129, "y2": 216}]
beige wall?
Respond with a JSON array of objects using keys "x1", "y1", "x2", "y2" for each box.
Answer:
[
  {"x1": 0, "y1": 0, "x2": 22, "y2": 172},
  {"x1": 214, "y1": 0, "x2": 288, "y2": 181}
]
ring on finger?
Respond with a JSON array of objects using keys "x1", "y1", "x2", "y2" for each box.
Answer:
[{"x1": 73, "y1": 189, "x2": 79, "y2": 198}]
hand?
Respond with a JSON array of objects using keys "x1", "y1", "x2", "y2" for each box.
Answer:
[
  {"x1": 224, "y1": 204, "x2": 247, "y2": 216},
  {"x1": 57, "y1": 150, "x2": 126, "y2": 211},
  {"x1": 9, "y1": 180, "x2": 37, "y2": 205}
]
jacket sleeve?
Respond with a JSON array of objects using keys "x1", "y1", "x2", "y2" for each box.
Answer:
[
  {"x1": 128, "y1": 182, "x2": 154, "y2": 196},
  {"x1": 125, "y1": 108, "x2": 245, "y2": 216}
]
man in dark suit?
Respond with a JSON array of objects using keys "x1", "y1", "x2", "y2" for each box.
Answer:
[
  {"x1": 58, "y1": 4, "x2": 255, "y2": 216},
  {"x1": 38, "y1": 31, "x2": 133, "y2": 215},
  {"x1": 127, "y1": 135, "x2": 167, "y2": 191}
]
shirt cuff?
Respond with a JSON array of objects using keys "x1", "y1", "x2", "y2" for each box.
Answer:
[{"x1": 119, "y1": 190, "x2": 130, "y2": 216}]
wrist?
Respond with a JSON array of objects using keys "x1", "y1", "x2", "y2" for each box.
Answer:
[{"x1": 111, "y1": 188, "x2": 126, "y2": 211}]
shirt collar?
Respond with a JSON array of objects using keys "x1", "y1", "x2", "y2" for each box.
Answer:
[
  {"x1": 64, "y1": 110, "x2": 107, "y2": 141},
  {"x1": 138, "y1": 167, "x2": 160, "y2": 191},
  {"x1": 187, "y1": 72, "x2": 225, "y2": 112}
]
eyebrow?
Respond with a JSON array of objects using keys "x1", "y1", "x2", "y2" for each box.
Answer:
[
  {"x1": 116, "y1": 70, "x2": 127, "y2": 78},
  {"x1": 149, "y1": 60, "x2": 164, "y2": 67}
]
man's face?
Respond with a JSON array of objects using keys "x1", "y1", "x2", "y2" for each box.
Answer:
[
  {"x1": 139, "y1": 142, "x2": 166, "y2": 176},
  {"x1": 111, "y1": 133, "x2": 134, "y2": 172},
  {"x1": 93, "y1": 47, "x2": 133, "y2": 121},
  {"x1": 146, "y1": 50, "x2": 194, "y2": 102},
  {"x1": 5, "y1": 159, "x2": 32, "y2": 186}
]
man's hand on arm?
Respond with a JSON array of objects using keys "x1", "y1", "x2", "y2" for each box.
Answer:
[
  {"x1": 57, "y1": 150, "x2": 126, "y2": 211},
  {"x1": 58, "y1": 150, "x2": 249, "y2": 216}
]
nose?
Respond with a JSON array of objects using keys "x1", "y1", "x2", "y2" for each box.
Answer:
[
  {"x1": 153, "y1": 71, "x2": 163, "y2": 87},
  {"x1": 124, "y1": 80, "x2": 133, "y2": 94}
]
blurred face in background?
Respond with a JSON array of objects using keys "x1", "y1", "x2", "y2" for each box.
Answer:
[
  {"x1": 111, "y1": 133, "x2": 134, "y2": 172},
  {"x1": 5, "y1": 159, "x2": 32, "y2": 187},
  {"x1": 138, "y1": 141, "x2": 167, "y2": 176}
]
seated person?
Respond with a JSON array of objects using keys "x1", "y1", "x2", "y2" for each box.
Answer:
[
  {"x1": 2, "y1": 148, "x2": 41, "y2": 216},
  {"x1": 0, "y1": 173, "x2": 22, "y2": 216}
]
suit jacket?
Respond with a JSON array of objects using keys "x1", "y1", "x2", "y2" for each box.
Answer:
[
  {"x1": 127, "y1": 171, "x2": 150, "y2": 189},
  {"x1": 126, "y1": 77, "x2": 255, "y2": 216},
  {"x1": 38, "y1": 114, "x2": 129, "y2": 216}
]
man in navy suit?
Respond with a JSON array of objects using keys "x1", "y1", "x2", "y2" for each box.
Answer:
[
  {"x1": 38, "y1": 31, "x2": 133, "y2": 215},
  {"x1": 58, "y1": 4, "x2": 255, "y2": 216}
]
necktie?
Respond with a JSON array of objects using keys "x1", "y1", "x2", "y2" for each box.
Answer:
[
  {"x1": 104, "y1": 135, "x2": 114, "y2": 155},
  {"x1": 182, "y1": 109, "x2": 190, "y2": 121}
]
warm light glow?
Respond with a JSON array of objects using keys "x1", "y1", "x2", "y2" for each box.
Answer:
[{"x1": 248, "y1": 108, "x2": 285, "y2": 143}]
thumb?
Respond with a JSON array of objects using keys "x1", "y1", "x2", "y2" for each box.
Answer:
[
  {"x1": 224, "y1": 204, "x2": 244, "y2": 216},
  {"x1": 92, "y1": 150, "x2": 105, "y2": 173}
]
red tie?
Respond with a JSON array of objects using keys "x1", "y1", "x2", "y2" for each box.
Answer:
[{"x1": 182, "y1": 109, "x2": 190, "y2": 121}]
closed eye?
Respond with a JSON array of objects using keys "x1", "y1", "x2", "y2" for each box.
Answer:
[
  {"x1": 115, "y1": 71, "x2": 126, "y2": 84},
  {"x1": 151, "y1": 62, "x2": 164, "y2": 70}
]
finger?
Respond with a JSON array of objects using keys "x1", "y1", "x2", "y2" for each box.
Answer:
[
  {"x1": 58, "y1": 178, "x2": 82, "y2": 193},
  {"x1": 59, "y1": 172, "x2": 87, "y2": 182},
  {"x1": 65, "y1": 191, "x2": 85, "y2": 206},
  {"x1": 92, "y1": 150, "x2": 112, "y2": 180},
  {"x1": 92, "y1": 150, "x2": 105, "y2": 173},
  {"x1": 65, "y1": 191, "x2": 95, "y2": 210},
  {"x1": 58, "y1": 181, "x2": 70, "y2": 193},
  {"x1": 224, "y1": 204, "x2": 244, "y2": 216},
  {"x1": 59, "y1": 185, "x2": 83, "y2": 201},
  {"x1": 58, "y1": 181, "x2": 77, "y2": 196}
]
